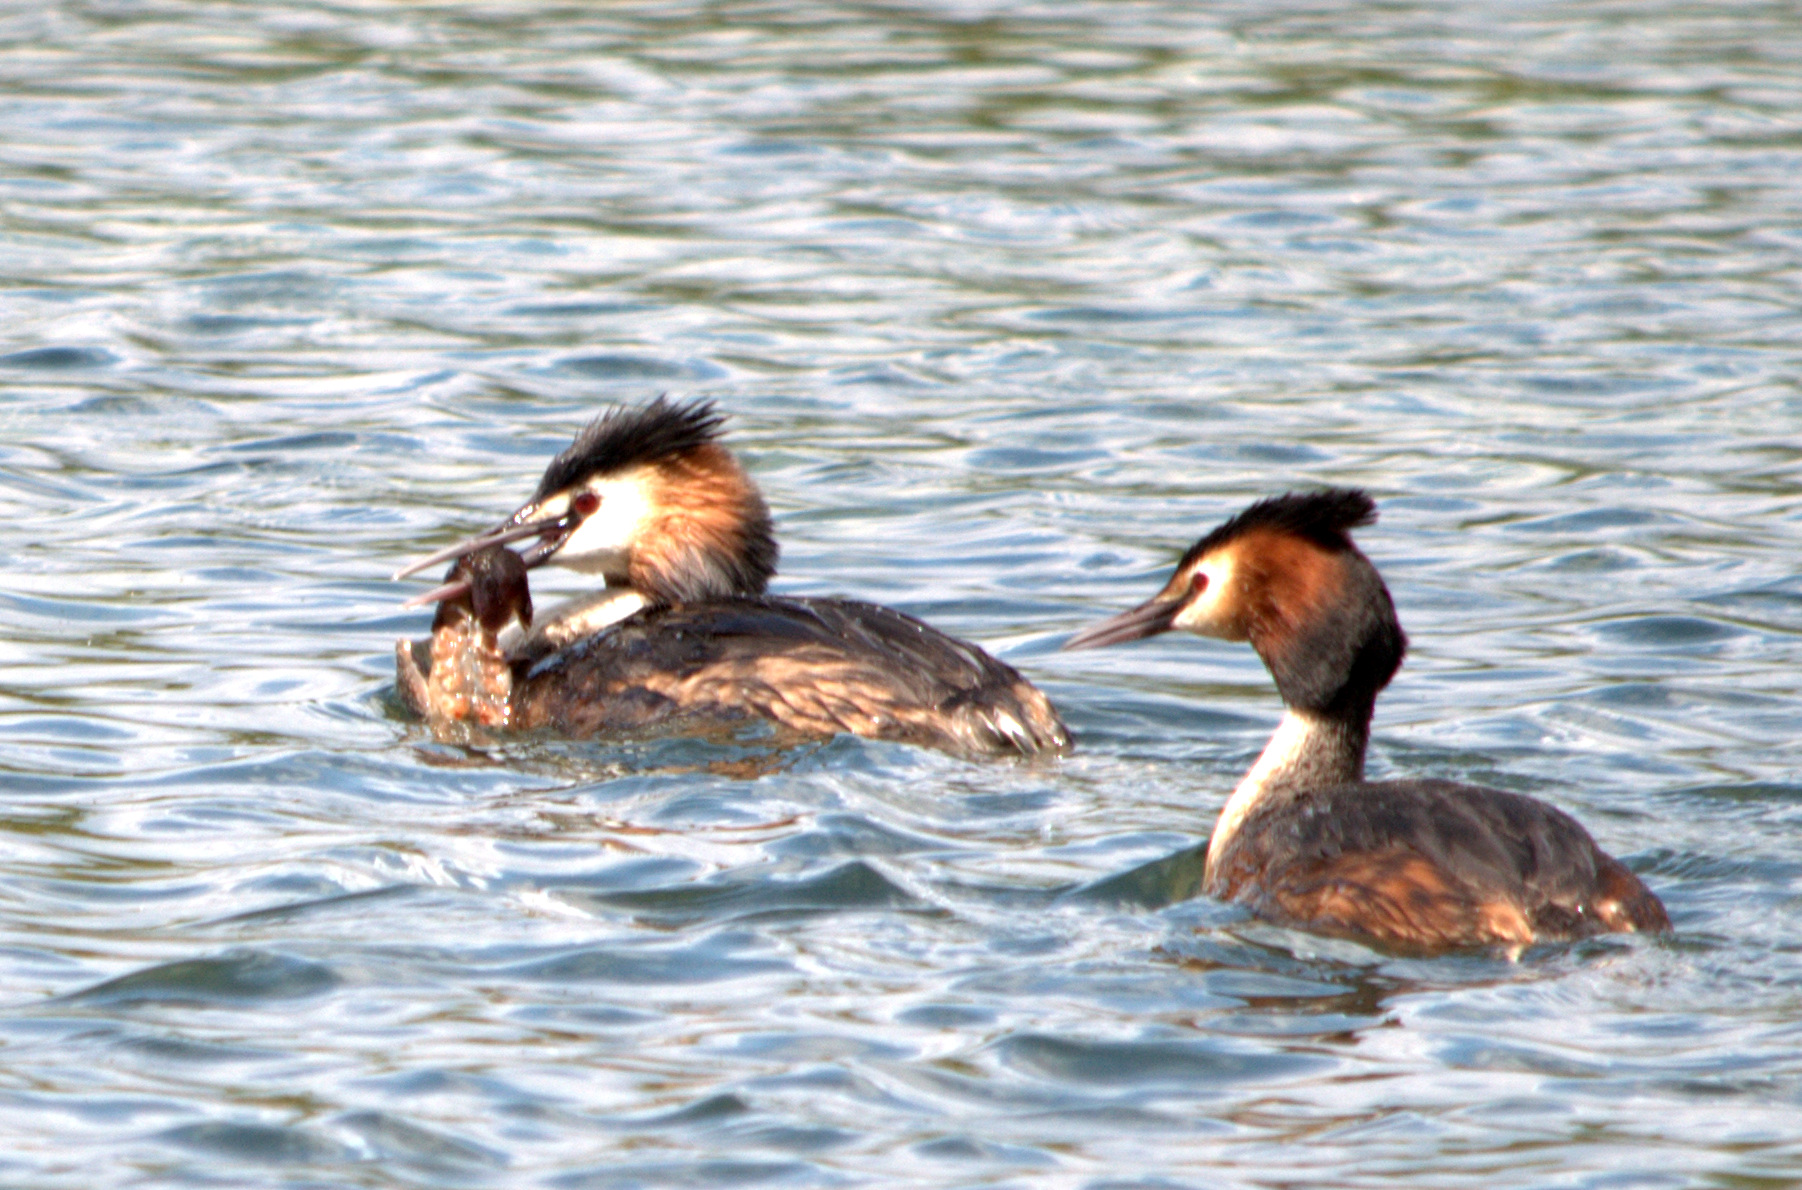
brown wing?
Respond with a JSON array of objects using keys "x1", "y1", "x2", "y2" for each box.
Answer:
[
  {"x1": 1210, "y1": 779, "x2": 1667, "y2": 951},
  {"x1": 511, "y1": 596, "x2": 1069, "y2": 758},
  {"x1": 1224, "y1": 846, "x2": 1537, "y2": 950}
]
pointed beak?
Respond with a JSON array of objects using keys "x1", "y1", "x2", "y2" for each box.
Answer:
[
  {"x1": 1062, "y1": 594, "x2": 1183, "y2": 652},
  {"x1": 391, "y1": 500, "x2": 575, "y2": 605},
  {"x1": 391, "y1": 512, "x2": 567, "y2": 580}
]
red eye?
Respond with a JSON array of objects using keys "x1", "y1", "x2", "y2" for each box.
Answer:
[
  {"x1": 572, "y1": 491, "x2": 600, "y2": 518},
  {"x1": 1190, "y1": 571, "x2": 1209, "y2": 594}
]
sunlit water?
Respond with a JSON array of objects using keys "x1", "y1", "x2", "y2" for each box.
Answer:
[{"x1": 2, "y1": 2, "x2": 1800, "y2": 1186}]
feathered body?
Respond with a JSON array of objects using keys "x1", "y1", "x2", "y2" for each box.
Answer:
[
  {"x1": 510, "y1": 595, "x2": 1063, "y2": 756},
  {"x1": 1212, "y1": 776, "x2": 1666, "y2": 951}
]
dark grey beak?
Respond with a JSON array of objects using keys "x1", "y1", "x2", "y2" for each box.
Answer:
[
  {"x1": 392, "y1": 501, "x2": 576, "y2": 609},
  {"x1": 1062, "y1": 595, "x2": 1182, "y2": 651},
  {"x1": 392, "y1": 504, "x2": 574, "y2": 607}
]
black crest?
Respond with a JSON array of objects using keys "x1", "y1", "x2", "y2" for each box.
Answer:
[
  {"x1": 1178, "y1": 488, "x2": 1377, "y2": 571},
  {"x1": 533, "y1": 396, "x2": 728, "y2": 501}
]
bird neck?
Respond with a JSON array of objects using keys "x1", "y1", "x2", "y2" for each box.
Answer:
[
  {"x1": 1204, "y1": 706, "x2": 1369, "y2": 882},
  {"x1": 508, "y1": 586, "x2": 650, "y2": 661}
]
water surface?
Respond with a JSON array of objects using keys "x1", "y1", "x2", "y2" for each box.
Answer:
[{"x1": 2, "y1": 2, "x2": 1800, "y2": 1187}]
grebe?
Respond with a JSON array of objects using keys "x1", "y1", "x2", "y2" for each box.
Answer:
[
  {"x1": 1064, "y1": 489, "x2": 1668, "y2": 952},
  {"x1": 393, "y1": 397, "x2": 1068, "y2": 758}
]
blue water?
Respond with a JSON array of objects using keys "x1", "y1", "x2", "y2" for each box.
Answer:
[{"x1": 2, "y1": 2, "x2": 1800, "y2": 1186}]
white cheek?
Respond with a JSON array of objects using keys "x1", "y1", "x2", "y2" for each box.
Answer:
[
  {"x1": 1170, "y1": 563, "x2": 1237, "y2": 637},
  {"x1": 554, "y1": 476, "x2": 652, "y2": 575}
]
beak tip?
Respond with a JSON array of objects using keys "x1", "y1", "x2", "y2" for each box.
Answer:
[
  {"x1": 401, "y1": 578, "x2": 472, "y2": 610},
  {"x1": 1060, "y1": 629, "x2": 1103, "y2": 653},
  {"x1": 389, "y1": 505, "x2": 567, "y2": 588}
]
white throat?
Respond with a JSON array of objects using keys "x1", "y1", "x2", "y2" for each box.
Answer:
[
  {"x1": 1205, "y1": 709, "x2": 1364, "y2": 881},
  {"x1": 503, "y1": 587, "x2": 649, "y2": 661}
]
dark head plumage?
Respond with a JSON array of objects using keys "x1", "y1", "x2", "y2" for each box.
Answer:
[
  {"x1": 1176, "y1": 488, "x2": 1377, "y2": 572},
  {"x1": 1065, "y1": 487, "x2": 1404, "y2": 717},
  {"x1": 533, "y1": 396, "x2": 728, "y2": 502},
  {"x1": 1194, "y1": 489, "x2": 1400, "y2": 717}
]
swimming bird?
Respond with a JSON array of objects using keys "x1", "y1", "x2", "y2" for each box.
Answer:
[
  {"x1": 394, "y1": 397, "x2": 1068, "y2": 758},
  {"x1": 1064, "y1": 489, "x2": 1668, "y2": 952}
]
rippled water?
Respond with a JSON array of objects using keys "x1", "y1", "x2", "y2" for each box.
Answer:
[{"x1": 3, "y1": 2, "x2": 1801, "y2": 1186}]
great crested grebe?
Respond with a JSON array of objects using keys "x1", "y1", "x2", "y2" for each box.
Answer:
[
  {"x1": 1065, "y1": 489, "x2": 1668, "y2": 952},
  {"x1": 393, "y1": 397, "x2": 1068, "y2": 758}
]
